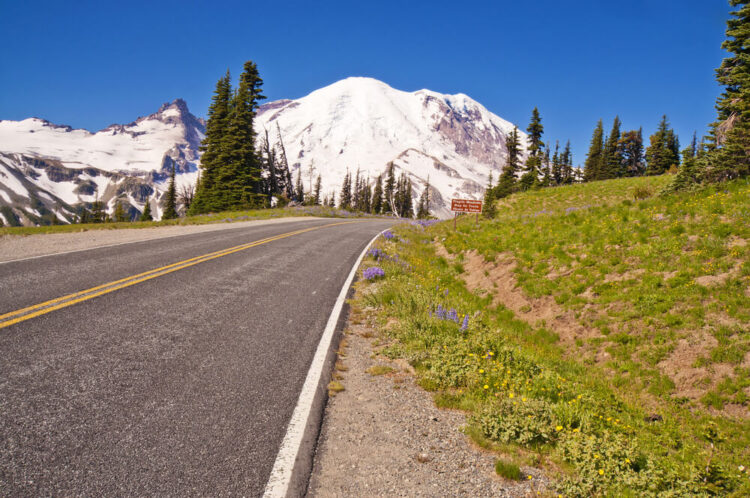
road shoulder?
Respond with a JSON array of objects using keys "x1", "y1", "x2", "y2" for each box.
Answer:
[{"x1": 307, "y1": 293, "x2": 549, "y2": 497}]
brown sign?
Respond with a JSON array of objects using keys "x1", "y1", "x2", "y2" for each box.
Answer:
[{"x1": 451, "y1": 199, "x2": 483, "y2": 213}]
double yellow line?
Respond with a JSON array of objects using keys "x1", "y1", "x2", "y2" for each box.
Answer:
[{"x1": 0, "y1": 221, "x2": 357, "y2": 330}]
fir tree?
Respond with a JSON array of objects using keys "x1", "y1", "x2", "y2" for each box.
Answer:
[
  {"x1": 551, "y1": 141, "x2": 562, "y2": 185},
  {"x1": 190, "y1": 71, "x2": 232, "y2": 215},
  {"x1": 602, "y1": 116, "x2": 622, "y2": 179},
  {"x1": 295, "y1": 168, "x2": 304, "y2": 203},
  {"x1": 561, "y1": 140, "x2": 574, "y2": 184},
  {"x1": 384, "y1": 162, "x2": 396, "y2": 214},
  {"x1": 162, "y1": 163, "x2": 178, "y2": 220},
  {"x1": 583, "y1": 120, "x2": 604, "y2": 182},
  {"x1": 645, "y1": 115, "x2": 680, "y2": 175},
  {"x1": 140, "y1": 197, "x2": 153, "y2": 221},
  {"x1": 416, "y1": 178, "x2": 431, "y2": 219},
  {"x1": 313, "y1": 175, "x2": 322, "y2": 205},
  {"x1": 482, "y1": 172, "x2": 497, "y2": 219},
  {"x1": 520, "y1": 108, "x2": 544, "y2": 189},
  {"x1": 666, "y1": 132, "x2": 701, "y2": 192},
  {"x1": 220, "y1": 60, "x2": 265, "y2": 209},
  {"x1": 495, "y1": 127, "x2": 521, "y2": 198},
  {"x1": 339, "y1": 169, "x2": 352, "y2": 209},
  {"x1": 113, "y1": 201, "x2": 128, "y2": 222},
  {"x1": 371, "y1": 175, "x2": 384, "y2": 214},
  {"x1": 700, "y1": 0, "x2": 750, "y2": 182},
  {"x1": 275, "y1": 123, "x2": 294, "y2": 199},
  {"x1": 619, "y1": 129, "x2": 645, "y2": 176}
]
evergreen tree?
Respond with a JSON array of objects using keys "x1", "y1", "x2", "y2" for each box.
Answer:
[
  {"x1": 140, "y1": 197, "x2": 153, "y2": 221},
  {"x1": 540, "y1": 144, "x2": 552, "y2": 186},
  {"x1": 275, "y1": 123, "x2": 294, "y2": 200},
  {"x1": 602, "y1": 116, "x2": 622, "y2": 179},
  {"x1": 113, "y1": 201, "x2": 128, "y2": 222},
  {"x1": 583, "y1": 120, "x2": 604, "y2": 182},
  {"x1": 666, "y1": 132, "x2": 701, "y2": 192},
  {"x1": 482, "y1": 172, "x2": 497, "y2": 219},
  {"x1": 295, "y1": 168, "x2": 304, "y2": 203},
  {"x1": 416, "y1": 178, "x2": 431, "y2": 219},
  {"x1": 495, "y1": 126, "x2": 521, "y2": 198},
  {"x1": 91, "y1": 199, "x2": 106, "y2": 223},
  {"x1": 313, "y1": 175, "x2": 322, "y2": 205},
  {"x1": 162, "y1": 163, "x2": 178, "y2": 219},
  {"x1": 371, "y1": 175, "x2": 384, "y2": 214},
  {"x1": 619, "y1": 128, "x2": 645, "y2": 176},
  {"x1": 384, "y1": 162, "x2": 396, "y2": 213},
  {"x1": 701, "y1": 0, "x2": 750, "y2": 182},
  {"x1": 645, "y1": 115, "x2": 680, "y2": 175},
  {"x1": 520, "y1": 107, "x2": 544, "y2": 189},
  {"x1": 339, "y1": 169, "x2": 352, "y2": 209},
  {"x1": 220, "y1": 60, "x2": 266, "y2": 209},
  {"x1": 551, "y1": 141, "x2": 562, "y2": 185},
  {"x1": 403, "y1": 177, "x2": 414, "y2": 218},
  {"x1": 561, "y1": 140, "x2": 574, "y2": 184},
  {"x1": 190, "y1": 71, "x2": 232, "y2": 215}
]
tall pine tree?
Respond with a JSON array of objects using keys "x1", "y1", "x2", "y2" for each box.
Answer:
[
  {"x1": 520, "y1": 107, "x2": 544, "y2": 190},
  {"x1": 583, "y1": 120, "x2": 604, "y2": 182},
  {"x1": 619, "y1": 129, "x2": 645, "y2": 176},
  {"x1": 162, "y1": 163, "x2": 178, "y2": 220},
  {"x1": 190, "y1": 71, "x2": 232, "y2": 214},
  {"x1": 372, "y1": 175, "x2": 384, "y2": 214},
  {"x1": 602, "y1": 116, "x2": 622, "y2": 179},
  {"x1": 495, "y1": 126, "x2": 521, "y2": 198},
  {"x1": 701, "y1": 0, "x2": 750, "y2": 182},
  {"x1": 645, "y1": 115, "x2": 680, "y2": 175}
]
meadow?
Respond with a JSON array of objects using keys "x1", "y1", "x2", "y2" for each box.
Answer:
[{"x1": 355, "y1": 175, "x2": 750, "y2": 496}]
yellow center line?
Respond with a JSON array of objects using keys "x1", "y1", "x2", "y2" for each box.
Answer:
[{"x1": 0, "y1": 220, "x2": 359, "y2": 330}]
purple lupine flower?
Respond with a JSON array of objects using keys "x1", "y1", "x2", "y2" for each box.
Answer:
[
  {"x1": 460, "y1": 315, "x2": 469, "y2": 331},
  {"x1": 382, "y1": 230, "x2": 395, "y2": 240},
  {"x1": 363, "y1": 266, "x2": 385, "y2": 280}
]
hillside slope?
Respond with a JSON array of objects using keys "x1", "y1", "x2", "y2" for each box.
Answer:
[{"x1": 357, "y1": 175, "x2": 750, "y2": 495}]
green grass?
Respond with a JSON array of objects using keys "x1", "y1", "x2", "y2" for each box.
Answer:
[
  {"x1": 353, "y1": 175, "x2": 750, "y2": 496},
  {"x1": 495, "y1": 458, "x2": 522, "y2": 480},
  {"x1": 0, "y1": 204, "x2": 386, "y2": 236}
]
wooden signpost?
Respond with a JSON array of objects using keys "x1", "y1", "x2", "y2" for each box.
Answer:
[{"x1": 450, "y1": 198, "x2": 482, "y2": 229}]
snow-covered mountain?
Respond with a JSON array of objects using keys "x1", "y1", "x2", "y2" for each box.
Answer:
[
  {"x1": 0, "y1": 100, "x2": 205, "y2": 225},
  {"x1": 257, "y1": 77, "x2": 525, "y2": 218},
  {"x1": 0, "y1": 77, "x2": 524, "y2": 225}
]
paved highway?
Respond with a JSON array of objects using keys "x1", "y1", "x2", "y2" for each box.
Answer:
[{"x1": 0, "y1": 218, "x2": 392, "y2": 496}]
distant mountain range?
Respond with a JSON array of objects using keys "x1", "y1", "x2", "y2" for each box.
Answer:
[{"x1": 0, "y1": 78, "x2": 526, "y2": 225}]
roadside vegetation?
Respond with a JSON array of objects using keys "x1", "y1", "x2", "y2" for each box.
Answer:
[
  {"x1": 355, "y1": 175, "x2": 749, "y2": 496},
  {"x1": 0, "y1": 204, "x2": 386, "y2": 237}
]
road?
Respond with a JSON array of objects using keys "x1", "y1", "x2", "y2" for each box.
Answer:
[{"x1": 0, "y1": 217, "x2": 393, "y2": 496}]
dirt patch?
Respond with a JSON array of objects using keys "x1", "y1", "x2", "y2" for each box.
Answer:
[
  {"x1": 694, "y1": 262, "x2": 742, "y2": 288},
  {"x1": 434, "y1": 241, "x2": 455, "y2": 262},
  {"x1": 657, "y1": 334, "x2": 745, "y2": 418},
  {"x1": 728, "y1": 237, "x2": 747, "y2": 248},
  {"x1": 308, "y1": 320, "x2": 550, "y2": 497},
  {"x1": 659, "y1": 335, "x2": 719, "y2": 401},
  {"x1": 461, "y1": 250, "x2": 598, "y2": 344},
  {"x1": 604, "y1": 268, "x2": 645, "y2": 283}
]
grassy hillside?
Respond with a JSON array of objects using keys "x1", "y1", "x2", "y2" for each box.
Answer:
[
  {"x1": 0, "y1": 204, "x2": 383, "y2": 237},
  {"x1": 355, "y1": 175, "x2": 750, "y2": 496}
]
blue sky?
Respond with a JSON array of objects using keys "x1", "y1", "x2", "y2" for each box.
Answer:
[{"x1": 0, "y1": 0, "x2": 731, "y2": 165}]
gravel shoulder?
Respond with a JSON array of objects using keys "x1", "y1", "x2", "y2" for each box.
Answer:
[
  {"x1": 307, "y1": 299, "x2": 550, "y2": 497},
  {"x1": 0, "y1": 217, "x2": 316, "y2": 263}
]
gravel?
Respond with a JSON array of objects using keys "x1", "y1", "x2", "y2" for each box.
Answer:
[{"x1": 307, "y1": 311, "x2": 551, "y2": 497}]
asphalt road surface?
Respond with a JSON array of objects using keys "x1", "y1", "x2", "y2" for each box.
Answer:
[{"x1": 0, "y1": 218, "x2": 393, "y2": 496}]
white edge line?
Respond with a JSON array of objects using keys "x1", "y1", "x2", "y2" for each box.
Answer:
[{"x1": 262, "y1": 228, "x2": 386, "y2": 498}]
